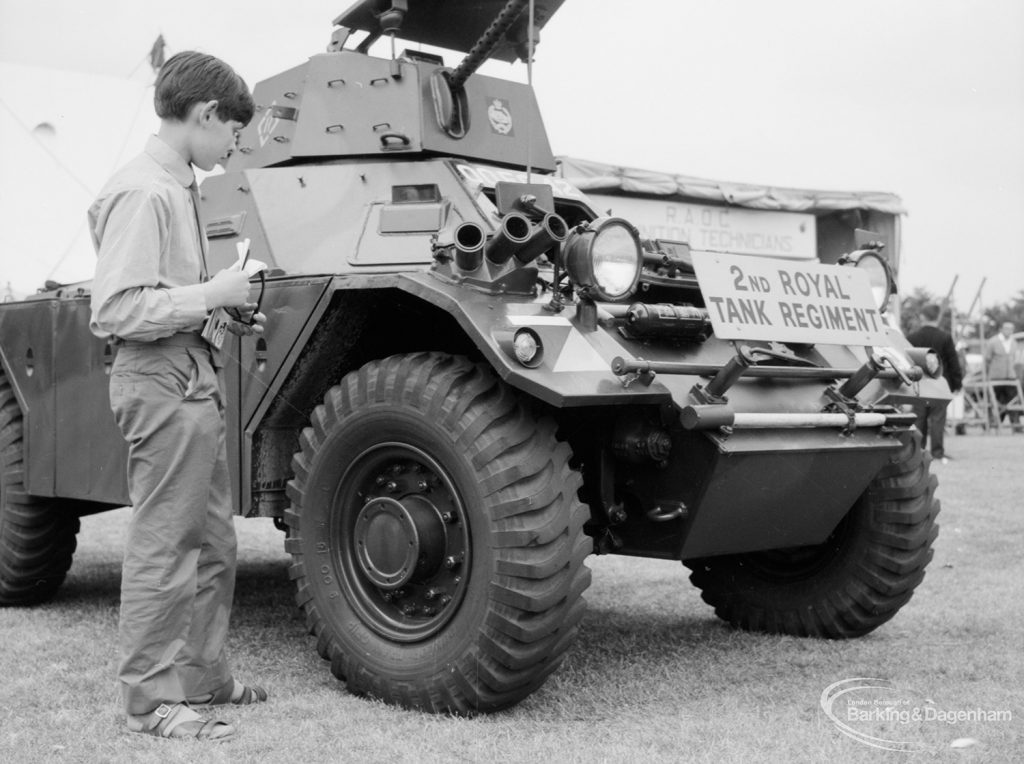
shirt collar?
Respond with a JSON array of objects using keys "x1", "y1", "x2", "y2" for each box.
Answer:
[{"x1": 144, "y1": 134, "x2": 196, "y2": 188}]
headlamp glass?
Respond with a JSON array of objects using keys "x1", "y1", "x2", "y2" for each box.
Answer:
[
  {"x1": 592, "y1": 225, "x2": 641, "y2": 299},
  {"x1": 564, "y1": 217, "x2": 642, "y2": 302},
  {"x1": 852, "y1": 251, "x2": 895, "y2": 312}
]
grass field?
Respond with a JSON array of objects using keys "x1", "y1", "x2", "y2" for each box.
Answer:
[{"x1": 2, "y1": 434, "x2": 1021, "y2": 763}]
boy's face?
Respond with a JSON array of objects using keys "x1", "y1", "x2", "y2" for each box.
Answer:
[{"x1": 191, "y1": 100, "x2": 245, "y2": 172}]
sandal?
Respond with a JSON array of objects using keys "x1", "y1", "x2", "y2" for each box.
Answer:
[
  {"x1": 127, "y1": 702, "x2": 236, "y2": 742},
  {"x1": 187, "y1": 679, "x2": 268, "y2": 706}
]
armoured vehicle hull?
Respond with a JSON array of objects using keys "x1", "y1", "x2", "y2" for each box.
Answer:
[{"x1": 0, "y1": 0, "x2": 945, "y2": 715}]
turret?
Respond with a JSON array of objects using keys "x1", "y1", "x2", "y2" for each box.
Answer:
[{"x1": 228, "y1": 0, "x2": 565, "y2": 172}]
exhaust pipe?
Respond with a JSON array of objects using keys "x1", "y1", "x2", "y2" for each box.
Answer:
[
  {"x1": 453, "y1": 222, "x2": 485, "y2": 271},
  {"x1": 484, "y1": 212, "x2": 532, "y2": 265},
  {"x1": 514, "y1": 213, "x2": 568, "y2": 265}
]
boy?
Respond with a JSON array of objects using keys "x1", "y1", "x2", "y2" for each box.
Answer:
[{"x1": 90, "y1": 51, "x2": 267, "y2": 742}]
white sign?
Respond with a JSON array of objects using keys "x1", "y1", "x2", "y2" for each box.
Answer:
[
  {"x1": 588, "y1": 193, "x2": 817, "y2": 260},
  {"x1": 692, "y1": 252, "x2": 887, "y2": 346}
]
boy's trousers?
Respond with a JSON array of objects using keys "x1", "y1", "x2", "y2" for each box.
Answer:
[{"x1": 108, "y1": 336, "x2": 236, "y2": 716}]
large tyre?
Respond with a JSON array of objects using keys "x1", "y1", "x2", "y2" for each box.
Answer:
[
  {"x1": 685, "y1": 431, "x2": 938, "y2": 638},
  {"x1": 0, "y1": 376, "x2": 79, "y2": 605},
  {"x1": 285, "y1": 353, "x2": 591, "y2": 714}
]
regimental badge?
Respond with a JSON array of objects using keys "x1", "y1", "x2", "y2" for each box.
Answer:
[
  {"x1": 486, "y1": 98, "x2": 514, "y2": 136},
  {"x1": 257, "y1": 101, "x2": 280, "y2": 147}
]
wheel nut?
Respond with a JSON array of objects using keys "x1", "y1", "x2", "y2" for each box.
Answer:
[
  {"x1": 439, "y1": 594, "x2": 452, "y2": 607},
  {"x1": 440, "y1": 511, "x2": 455, "y2": 523},
  {"x1": 425, "y1": 587, "x2": 441, "y2": 600},
  {"x1": 375, "y1": 475, "x2": 387, "y2": 486},
  {"x1": 444, "y1": 554, "x2": 463, "y2": 569},
  {"x1": 421, "y1": 606, "x2": 436, "y2": 616},
  {"x1": 386, "y1": 481, "x2": 399, "y2": 493},
  {"x1": 416, "y1": 480, "x2": 429, "y2": 491},
  {"x1": 400, "y1": 603, "x2": 417, "y2": 616}
]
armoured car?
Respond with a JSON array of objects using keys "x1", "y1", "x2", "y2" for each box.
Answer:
[{"x1": 0, "y1": 0, "x2": 946, "y2": 714}]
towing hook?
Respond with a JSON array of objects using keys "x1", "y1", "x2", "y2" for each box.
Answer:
[
  {"x1": 839, "y1": 348, "x2": 917, "y2": 398},
  {"x1": 647, "y1": 502, "x2": 686, "y2": 522},
  {"x1": 875, "y1": 353, "x2": 914, "y2": 387}
]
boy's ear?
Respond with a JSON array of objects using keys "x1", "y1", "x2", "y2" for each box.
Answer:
[{"x1": 196, "y1": 100, "x2": 220, "y2": 124}]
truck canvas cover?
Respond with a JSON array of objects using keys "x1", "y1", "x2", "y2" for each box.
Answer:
[{"x1": 556, "y1": 156, "x2": 905, "y2": 270}]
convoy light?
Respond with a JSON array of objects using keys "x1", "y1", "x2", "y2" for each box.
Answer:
[
  {"x1": 562, "y1": 217, "x2": 642, "y2": 302},
  {"x1": 512, "y1": 329, "x2": 543, "y2": 367},
  {"x1": 842, "y1": 249, "x2": 896, "y2": 313},
  {"x1": 905, "y1": 347, "x2": 942, "y2": 379}
]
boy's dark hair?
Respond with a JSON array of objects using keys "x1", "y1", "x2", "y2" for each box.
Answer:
[
  {"x1": 154, "y1": 51, "x2": 255, "y2": 125},
  {"x1": 920, "y1": 303, "x2": 941, "y2": 322}
]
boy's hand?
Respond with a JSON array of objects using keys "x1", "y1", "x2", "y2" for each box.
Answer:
[
  {"x1": 227, "y1": 307, "x2": 266, "y2": 337},
  {"x1": 202, "y1": 269, "x2": 252, "y2": 309}
]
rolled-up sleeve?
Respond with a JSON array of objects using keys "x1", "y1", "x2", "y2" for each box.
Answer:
[{"x1": 89, "y1": 188, "x2": 208, "y2": 341}]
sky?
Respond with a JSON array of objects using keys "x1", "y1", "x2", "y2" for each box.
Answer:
[{"x1": 1, "y1": 0, "x2": 1022, "y2": 310}]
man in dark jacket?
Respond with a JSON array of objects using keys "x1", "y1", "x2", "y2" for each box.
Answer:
[{"x1": 907, "y1": 303, "x2": 963, "y2": 461}]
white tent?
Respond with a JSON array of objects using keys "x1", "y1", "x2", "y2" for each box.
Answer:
[{"x1": 0, "y1": 62, "x2": 154, "y2": 298}]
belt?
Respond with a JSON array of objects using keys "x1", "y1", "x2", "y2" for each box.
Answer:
[{"x1": 116, "y1": 332, "x2": 208, "y2": 350}]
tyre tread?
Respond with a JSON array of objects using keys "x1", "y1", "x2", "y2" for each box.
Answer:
[
  {"x1": 285, "y1": 353, "x2": 589, "y2": 713},
  {"x1": 685, "y1": 431, "x2": 938, "y2": 639}
]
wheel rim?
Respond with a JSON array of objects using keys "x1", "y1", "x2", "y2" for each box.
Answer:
[{"x1": 332, "y1": 442, "x2": 470, "y2": 642}]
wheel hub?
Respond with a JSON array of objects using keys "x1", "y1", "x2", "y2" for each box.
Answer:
[
  {"x1": 332, "y1": 444, "x2": 470, "y2": 641},
  {"x1": 354, "y1": 495, "x2": 446, "y2": 590}
]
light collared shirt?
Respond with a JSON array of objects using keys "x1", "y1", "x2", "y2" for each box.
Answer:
[{"x1": 89, "y1": 135, "x2": 210, "y2": 341}]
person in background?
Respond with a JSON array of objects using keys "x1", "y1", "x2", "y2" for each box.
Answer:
[
  {"x1": 907, "y1": 303, "x2": 963, "y2": 461},
  {"x1": 984, "y1": 321, "x2": 1022, "y2": 432}
]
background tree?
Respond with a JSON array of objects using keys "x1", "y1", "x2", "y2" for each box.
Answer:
[{"x1": 899, "y1": 287, "x2": 952, "y2": 335}]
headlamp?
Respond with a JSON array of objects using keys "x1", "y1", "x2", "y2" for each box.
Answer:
[
  {"x1": 562, "y1": 217, "x2": 642, "y2": 302},
  {"x1": 842, "y1": 249, "x2": 896, "y2": 313}
]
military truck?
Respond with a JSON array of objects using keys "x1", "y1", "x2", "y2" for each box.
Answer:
[{"x1": 0, "y1": 0, "x2": 946, "y2": 715}]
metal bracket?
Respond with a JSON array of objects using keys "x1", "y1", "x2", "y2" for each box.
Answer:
[
  {"x1": 823, "y1": 386, "x2": 859, "y2": 435},
  {"x1": 746, "y1": 342, "x2": 818, "y2": 367},
  {"x1": 611, "y1": 357, "x2": 656, "y2": 388}
]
